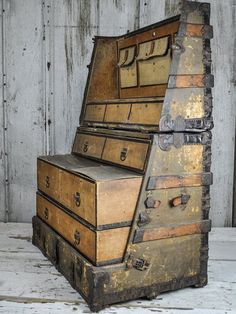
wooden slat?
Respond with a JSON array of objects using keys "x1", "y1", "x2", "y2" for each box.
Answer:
[
  {"x1": 133, "y1": 220, "x2": 211, "y2": 243},
  {"x1": 147, "y1": 173, "x2": 213, "y2": 190}
]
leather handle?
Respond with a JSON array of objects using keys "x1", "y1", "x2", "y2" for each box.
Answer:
[
  {"x1": 120, "y1": 148, "x2": 128, "y2": 161},
  {"x1": 74, "y1": 192, "x2": 81, "y2": 207},
  {"x1": 171, "y1": 194, "x2": 190, "y2": 207},
  {"x1": 74, "y1": 230, "x2": 81, "y2": 245}
]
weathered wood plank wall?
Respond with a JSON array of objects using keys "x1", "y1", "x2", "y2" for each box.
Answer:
[{"x1": 0, "y1": 0, "x2": 235, "y2": 226}]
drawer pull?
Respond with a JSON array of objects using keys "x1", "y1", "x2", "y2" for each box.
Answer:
[
  {"x1": 74, "y1": 230, "x2": 81, "y2": 245},
  {"x1": 120, "y1": 148, "x2": 128, "y2": 161},
  {"x1": 171, "y1": 194, "x2": 190, "y2": 207},
  {"x1": 44, "y1": 208, "x2": 49, "y2": 220},
  {"x1": 83, "y1": 141, "x2": 89, "y2": 152},
  {"x1": 45, "y1": 176, "x2": 50, "y2": 188},
  {"x1": 74, "y1": 192, "x2": 81, "y2": 207}
]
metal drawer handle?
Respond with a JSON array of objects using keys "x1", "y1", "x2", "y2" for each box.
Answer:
[
  {"x1": 83, "y1": 141, "x2": 89, "y2": 152},
  {"x1": 44, "y1": 207, "x2": 49, "y2": 220},
  {"x1": 74, "y1": 230, "x2": 81, "y2": 245},
  {"x1": 45, "y1": 176, "x2": 50, "y2": 188},
  {"x1": 120, "y1": 148, "x2": 128, "y2": 161},
  {"x1": 171, "y1": 194, "x2": 190, "y2": 207},
  {"x1": 74, "y1": 192, "x2": 81, "y2": 207}
]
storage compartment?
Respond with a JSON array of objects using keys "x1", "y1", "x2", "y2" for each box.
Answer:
[
  {"x1": 36, "y1": 193, "x2": 130, "y2": 265},
  {"x1": 84, "y1": 104, "x2": 106, "y2": 122},
  {"x1": 73, "y1": 131, "x2": 150, "y2": 171},
  {"x1": 37, "y1": 156, "x2": 142, "y2": 228},
  {"x1": 118, "y1": 46, "x2": 137, "y2": 88},
  {"x1": 102, "y1": 137, "x2": 149, "y2": 171},
  {"x1": 137, "y1": 36, "x2": 171, "y2": 86},
  {"x1": 104, "y1": 103, "x2": 131, "y2": 123},
  {"x1": 72, "y1": 133, "x2": 105, "y2": 159}
]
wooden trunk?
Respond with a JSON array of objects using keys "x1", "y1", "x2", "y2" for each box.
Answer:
[{"x1": 32, "y1": 1, "x2": 214, "y2": 312}]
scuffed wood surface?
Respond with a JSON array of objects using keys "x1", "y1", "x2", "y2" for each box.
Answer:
[{"x1": 0, "y1": 223, "x2": 235, "y2": 313}]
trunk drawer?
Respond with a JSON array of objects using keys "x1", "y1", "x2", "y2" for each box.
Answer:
[
  {"x1": 37, "y1": 156, "x2": 142, "y2": 228},
  {"x1": 36, "y1": 193, "x2": 130, "y2": 265}
]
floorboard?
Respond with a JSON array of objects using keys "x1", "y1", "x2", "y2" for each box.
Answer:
[{"x1": 0, "y1": 224, "x2": 235, "y2": 313}]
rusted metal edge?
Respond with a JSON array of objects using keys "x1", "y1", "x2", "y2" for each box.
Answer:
[
  {"x1": 147, "y1": 172, "x2": 213, "y2": 190},
  {"x1": 133, "y1": 220, "x2": 211, "y2": 243},
  {"x1": 160, "y1": 1, "x2": 213, "y2": 132},
  {"x1": 180, "y1": 1, "x2": 211, "y2": 25},
  {"x1": 32, "y1": 216, "x2": 204, "y2": 312}
]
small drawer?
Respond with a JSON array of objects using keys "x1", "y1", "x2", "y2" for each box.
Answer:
[
  {"x1": 36, "y1": 193, "x2": 130, "y2": 265},
  {"x1": 73, "y1": 133, "x2": 105, "y2": 159},
  {"x1": 37, "y1": 160, "x2": 60, "y2": 200},
  {"x1": 104, "y1": 104, "x2": 131, "y2": 123},
  {"x1": 129, "y1": 103, "x2": 162, "y2": 125},
  {"x1": 102, "y1": 138, "x2": 149, "y2": 171},
  {"x1": 84, "y1": 104, "x2": 106, "y2": 122},
  {"x1": 59, "y1": 170, "x2": 96, "y2": 226}
]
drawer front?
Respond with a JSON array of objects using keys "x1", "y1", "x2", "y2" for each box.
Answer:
[
  {"x1": 37, "y1": 194, "x2": 130, "y2": 265},
  {"x1": 129, "y1": 103, "x2": 162, "y2": 125},
  {"x1": 37, "y1": 160, "x2": 60, "y2": 200},
  {"x1": 84, "y1": 104, "x2": 106, "y2": 122},
  {"x1": 59, "y1": 170, "x2": 96, "y2": 226},
  {"x1": 102, "y1": 138, "x2": 149, "y2": 171},
  {"x1": 37, "y1": 193, "x2": 96, "y2": 262},
  {"x1": 73, "y1": 133, "x2": 105, "y2": 159},
  {"x1": 104, "y1": 104, "x2": 131, "y2": 123}
]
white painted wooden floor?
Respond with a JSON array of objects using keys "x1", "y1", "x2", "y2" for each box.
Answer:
[{"x1": 0, "y1": 224, "x2": 235, "y2": 314}]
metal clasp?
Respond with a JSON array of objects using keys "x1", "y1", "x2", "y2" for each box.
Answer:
[
  {"x1": 45, "y1": 176, "x2": 50, "y2": 188},
  {"x1": 74, "y1": 192, "x2": 81, "y2": 207},
  {"x1": 133, "y1": 258, "x2": 150, "y2": 271},
  {"x1": 120, "y1": 148, "x2": 128, "y2": 161},
  {"x1": 83, "y1": 141, "x2": 89, "y2": 152},
  {"x1": 74, "y1": 230, "x2": 81, "y2": 245},
  {"x1": 44, "y1": 207, "x2": 49, "y2": 220}
]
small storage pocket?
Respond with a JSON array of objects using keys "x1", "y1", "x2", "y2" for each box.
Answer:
[
  {"x1": 118, "y1": 46, "x2": 137, "y2": 88},
  {"x1": 137, "y1": 36, "x2": 171, "y2": 86}
]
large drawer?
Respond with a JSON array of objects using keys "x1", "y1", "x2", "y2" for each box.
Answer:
[
  {"x1": 72, "y1": 131, "x2": 150, "y2": 172},
  {"x1": 37, "y1": 155, "x2": 142, "y2": 228},
  {"x1": 36, "y1": 193, "x2": 130, "y2": 265}
]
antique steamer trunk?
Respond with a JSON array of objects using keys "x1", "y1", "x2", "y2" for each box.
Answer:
[{"x1": 32, "y1": 1, "x2": 213, "y2": 311}]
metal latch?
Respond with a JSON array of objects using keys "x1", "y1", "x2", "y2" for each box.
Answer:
[
  {"x1": 83, "y1": 141, "x2": 89, "y2": 152},
  {"x1": 133, "y1": 258, "x2": 150, "y2": 271},
  {"x1": 74, "y1": 230, "x2": 81, "y2": 245},
  {"x1": 45, "y1": 176, "x2": 50, "y2": 188},
  {"x1": 120, "y1": 148, "x2": 128, "y2": 161},
  {"x1": 74, "y1": 192, "x2": 81, "y2": 207}
]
